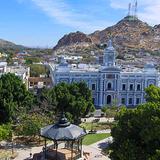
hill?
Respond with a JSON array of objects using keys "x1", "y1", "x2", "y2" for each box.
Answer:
[
  {"x1": 53, "y1": 16, "x2": 160, "y2": 56},
  {"x1": 0, "y1": 39, "x2": 25, "y2": 49}
]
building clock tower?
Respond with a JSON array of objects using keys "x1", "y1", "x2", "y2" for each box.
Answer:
[{"x1": 104, "y1": 40, "x2": 116, "y2": 67}]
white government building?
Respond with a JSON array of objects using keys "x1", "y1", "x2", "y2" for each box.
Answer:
[{"x1": 50, "y1": 40, "x2": 159, "y2": 108}]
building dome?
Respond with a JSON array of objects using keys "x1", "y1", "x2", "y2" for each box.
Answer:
[
  {"x1": 144, "y1": 63, "x2": 155, "y2": 69},
  {"x1": 144, "y1": 63, "x2": 157, "y2": 73}
]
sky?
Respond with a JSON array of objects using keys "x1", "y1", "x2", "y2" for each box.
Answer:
[{"x1": 0, "y1": 0, "x2": 160, "y2": 48}]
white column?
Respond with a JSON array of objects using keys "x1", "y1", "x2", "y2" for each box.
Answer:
[{"x1": 99, "y1": 77, "x2": 103, "y2": 107}]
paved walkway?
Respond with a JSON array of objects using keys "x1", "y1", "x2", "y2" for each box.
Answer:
[
  {"x1": 81, "y1": 117, "x2": 114, "y2": 123},
  {"x1": 90, "y1": 136, "x2": 113, "y2": 150},
  {"x1": 87, "y1": 129, "x2": 111, "y2": 134},
  {"x1": 83, "y1": 146, "x2": 109, "y2": 160},
  {"x1": 14, "y1": 145, "x2": 43, "y2": 160},
  {"x1": 7, "y1": 132, "x2": 112, "y2": 160},
  {"x1": 82, "y1": 137, "x2": 112, "y2": 160},
  {"x1": 14, "y1": 137, "x2": 112, "y2": 160}
]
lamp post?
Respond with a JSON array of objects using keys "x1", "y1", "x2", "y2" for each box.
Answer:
[
  {"x1": 11, "y1": 117, "x2": 19, "y2": 155},
  {"x1": 11, "y1": 124, "x2": 16, "y2": 155}
]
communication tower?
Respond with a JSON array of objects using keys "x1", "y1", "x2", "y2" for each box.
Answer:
[
  {"x1": 127, "y1": 0, "x2": 138, "y2": 21},
  {"x1": 128, "y1": 3, "x2": 131, "y2": 16}
]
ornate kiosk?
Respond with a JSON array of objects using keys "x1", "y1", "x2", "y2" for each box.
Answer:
[{"x1": 40, "y1": 113, "x2": 87, "y2": 160}]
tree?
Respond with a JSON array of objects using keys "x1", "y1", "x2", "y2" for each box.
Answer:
[
  {"x1": 55, "y1": 82, "x2": 95, "y2": 124},
  {"x1": 101, "y1": 106, "x2": 119, "y2": 118},
  {"x1": 54, "y1": 82, "x2": 71, "y2": 112},
  {"x1": 15, "y1": 113, "x2": 51, "y2": 138},
  {"x1": 109, "y1": 103, "x2": 160, "y2": 160},
  {"x1": 0, "y1": 73, "x2": 35, "y2": 123},
  {"x1": 6, "y1": 53, "x2": 13, "y2": 65},
  {"x1": 39, "y1": 82, "x2": 95, "y2": 124},
  {"x1": 0, "y1": 124, "x2": 11, "y2": 141},
  {"x1": 25, "y1": 57, "x2": 41, "y2": 65},
  {"x1": 36, "y1": 88, "x2": 57, "y2": 117},
  {"x1": 145, "y1": 85, "x2": 160, "y2": 103},
  {"x1": 30, "y1": 64, "x2": 49, "y2": 77}
]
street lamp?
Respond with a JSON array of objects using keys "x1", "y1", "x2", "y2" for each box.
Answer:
[
  {"x1": 11, "y1": 124, "x2": 16, "y2": 154},
  {"x1": 11, "y1": 117, "x2": 19, "y2": 155}
]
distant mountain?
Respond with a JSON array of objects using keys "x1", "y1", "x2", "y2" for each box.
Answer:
[
  {"x1": 53, "y1": 16, "x2": 160, "y2": 55},
  {"x1": 0, "y1": 39, "x2": 25, "y2": 49}
]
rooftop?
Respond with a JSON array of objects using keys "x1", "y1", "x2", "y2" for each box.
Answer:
[{"x1": 53, "y1": 62, "x2": 158, "y2": 74}]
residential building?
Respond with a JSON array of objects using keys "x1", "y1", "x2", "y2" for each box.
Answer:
[
  {"x1": 28, "y1": 77, "x2": 52, "y2": 90},
  {"x1": 6, "y1": 65, "x2": 30, "y2": 88}
]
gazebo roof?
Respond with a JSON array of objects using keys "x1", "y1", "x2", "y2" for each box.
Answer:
[{"x1": 40, "y1": 113, "x2": 87, "y2": 141}]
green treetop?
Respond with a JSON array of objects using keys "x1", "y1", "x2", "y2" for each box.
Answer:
[
  {"x1": 145, "y1": 85, "x2": 160, "y2": 103},
  {"x1": 38, "y1": 82, "x2": 95, "y2": 124},
  {"x1": 110, "y1": 103, "x2": 160, "y2": 160},
  {"x1": 0, "y1": 73, "x2": 35, "y2": 123}
]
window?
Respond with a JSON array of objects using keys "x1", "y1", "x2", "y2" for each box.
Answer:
[
  {"x1": 130, "y1": 84, "x2": 134, "y2": 91},
  {"x1": 136, "y1": 98, "x2": 140, "y2": 105},
  {"x1": 129, "y1": 98, "x2": 133, "y2": 105},
  {"x1": 122, "y1": 84, "x2": 126, "y2": 90},
  {"x1": 92, "y1": 84, "x2": 96, "y2": 90},
  {"x1": 121, "y1": 98, "x2": 125, "y2": 104},
  {"x1": 30, "y1": 82, "x2": 33, "y2": 86},
  {"x1": 108, "y1": 83, "x2": 112, "y2": 90},
  {"x1": 107, "y1": 95, "x2": 112, "y2": 104},
  {"x1": 106, "y1": 74, "x2": 115, "y2": 78},
  {"x1": 0, "y1": 69, "x2": 4, "y2": 73},
  {"x1": 137, "y1": 84, "x2": 141, "y2": 91},
  {"x1": 34, "y1": 82, "x2": 38, "y2": 85}
]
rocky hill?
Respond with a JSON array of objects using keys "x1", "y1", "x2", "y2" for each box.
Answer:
[
  {"x1": 53, "y1": 16, "x2": 160, "y2": 56},
  {"x1": 0, "y1": 39, "x2": 25, "y2": 49},
  {"x1": 53, "y1": 31, "x2": 92, "y2": 50}
]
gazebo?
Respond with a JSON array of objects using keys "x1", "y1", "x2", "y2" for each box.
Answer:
[{"x1": 40, "y1": 113, "x2": 87, "y2": 160}]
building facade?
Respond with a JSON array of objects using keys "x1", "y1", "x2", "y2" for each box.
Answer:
[
  {"x1": 50, "y1": 40, "x2": 159, "y2": 108},
  {"x1": 28, "y1": 77, "x2": 52, "y2": 90},
  {"x1": 0, "y1": 62, "x2": 30, "y2": 89}
]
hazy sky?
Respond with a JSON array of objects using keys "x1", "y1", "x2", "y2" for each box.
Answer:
[{"x1": 0, "y1": 0, "x2": 160, "y2": 47}]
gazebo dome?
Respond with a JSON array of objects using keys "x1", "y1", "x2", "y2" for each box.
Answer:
[{"x1": 40, "y1": 113, "x2": 86, "y2": 141}]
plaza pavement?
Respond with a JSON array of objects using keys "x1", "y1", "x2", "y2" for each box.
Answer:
[
  {"x1": 13, "y1": 134, "x2": 112, "y2": 160},
  {"x1": 81, "y1": 117, "x2": 114, "y2": 123},
  {"x1": 82, "y1": 136, "x2": 112, "y2": 160}
]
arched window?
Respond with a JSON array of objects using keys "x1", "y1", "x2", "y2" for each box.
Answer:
[
  {"x1": 137, "y1": 84, "x2": 141, "y2": 91},
  {"x1": 108, "y1": 82, "x2": 112, "y2": 90},
  {"x1": 107, "y1": 95, "x2": 112, "y2": 104},
  {"x1": 130, "y1": 84, "x2": 134, "y2": 91}
]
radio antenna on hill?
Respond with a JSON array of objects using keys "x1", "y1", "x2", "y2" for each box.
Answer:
[
  {"x1": 127, "y1": 0, "x2": 138, "y2": 21},
  {"x1": 128, "y1": 3, "x2": 131, "y2": 16},
  {"x1": 134, "y1": 0, "x2": 138, "y2": 18}
]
